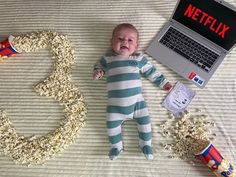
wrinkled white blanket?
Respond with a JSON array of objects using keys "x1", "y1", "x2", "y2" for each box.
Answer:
[{"x1": 0, "y1": 0, "x2": 235, "y2": 176}]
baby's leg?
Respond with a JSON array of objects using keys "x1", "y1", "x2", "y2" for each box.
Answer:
[
  {"x1": 106, "y1": 95, "x2": 136, "y2": 160},
  {"x1": 134, "y1": 101, "x2": 153, "y2": 160},
  {"x1": 107, "y1": 119, "x2": 124, "y2": 160}
]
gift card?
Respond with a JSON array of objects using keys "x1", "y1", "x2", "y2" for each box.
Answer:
[{"x1": 162, "y1": 82, "x2": 196, "y2": 117}]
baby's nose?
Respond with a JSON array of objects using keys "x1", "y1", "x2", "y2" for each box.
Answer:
[{"x1": 122, "y1": 40, "x2": 128, "y2": 44}]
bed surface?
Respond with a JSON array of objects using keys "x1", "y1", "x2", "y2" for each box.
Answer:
[{"x1": 0, "y1": 0, "x2": 236, "y2": 176}]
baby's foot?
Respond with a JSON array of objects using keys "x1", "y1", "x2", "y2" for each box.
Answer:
[
  {"x1": 142, "y1": 145, "x2": 154, "y2": 160},
  {"x1": 109, "y1": 148, "x2": 123, "y2": 160}
]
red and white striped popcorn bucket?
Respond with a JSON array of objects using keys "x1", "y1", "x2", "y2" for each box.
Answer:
[
  {"x1": 195, "y1": 142, "x2": 234, "y2": 177},
  {"x1": 0, "y1": 35, "x2": 19, "y2": 61}
]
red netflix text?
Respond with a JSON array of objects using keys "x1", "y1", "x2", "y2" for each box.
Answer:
[{"x1": 184, "y1": 4, "x2": 230, "y2": 39}]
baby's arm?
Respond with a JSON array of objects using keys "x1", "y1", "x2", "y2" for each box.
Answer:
[
  {"x1": 93, "y1": 57, "x2": 107, "y2": 80},
  {"x1": 140, "y1": 56, "x2": 173, "y2": 91}
]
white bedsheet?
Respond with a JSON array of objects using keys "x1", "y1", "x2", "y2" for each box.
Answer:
[{"x1": 0, "y1": 0, "x2": 235, "y2": 176}]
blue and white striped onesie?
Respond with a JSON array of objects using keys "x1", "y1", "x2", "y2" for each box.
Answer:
[{"x1": 94, "y1": 52, "x2": 168, "y2": 160}]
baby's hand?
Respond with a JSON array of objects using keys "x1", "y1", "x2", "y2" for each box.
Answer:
[
  {"x1": 93, "y1": 69, "x2": 104, "y2": 80},
  {"x1": 163, "y1": 82, "x2": 173, "y2": 91}
]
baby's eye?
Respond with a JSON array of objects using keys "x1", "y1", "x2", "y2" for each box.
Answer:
[
  {"x1": 118, "y1": 37, "x2": 123, "y2": 41},
  {"x1": 128, "y1": 39, "x2": 133, "y2": 42}
]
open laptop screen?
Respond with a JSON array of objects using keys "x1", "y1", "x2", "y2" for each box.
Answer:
[{"x1": 173, "y1": 0, "x2": 236, "y2": 51}]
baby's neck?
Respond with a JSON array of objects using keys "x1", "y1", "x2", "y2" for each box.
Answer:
[
  {"x1": 117, "y1": 54, "x2": 130, "y2": 58},
  {"x1": 114, "y1": 52, "x2": 133, "y2": 58}
]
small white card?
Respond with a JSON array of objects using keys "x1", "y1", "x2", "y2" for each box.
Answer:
[{"x1": 162, "y1": 82, "x2": 196, "y2": 117}]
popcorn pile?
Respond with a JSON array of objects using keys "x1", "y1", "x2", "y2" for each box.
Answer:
[
  {"x1": 160, "y1": 110, "x2": 215, "y2": 160},
  {"x1": 0, "y1": 31, "x2": 87, "y2": 165}
]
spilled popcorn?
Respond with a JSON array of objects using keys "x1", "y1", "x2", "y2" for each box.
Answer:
[
  {"x1": 160, "y1": 110, "x2": 215, "y2": 160},
  {"x1": 0, "y1": 31, "x2": 87, "y2": 165}
]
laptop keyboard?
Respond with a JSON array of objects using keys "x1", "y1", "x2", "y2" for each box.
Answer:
[{"x1": 159, "y1": 27, "x2": 219, "y2": 72}]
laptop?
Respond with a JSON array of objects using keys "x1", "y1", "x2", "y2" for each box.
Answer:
[{"x1": 146, "y1": 0, "x2": 236, "y2": 88}]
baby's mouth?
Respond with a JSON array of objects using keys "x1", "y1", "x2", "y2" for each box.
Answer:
[{"x1": 121, "y1": 46, "x2": 128, "y2": 50}]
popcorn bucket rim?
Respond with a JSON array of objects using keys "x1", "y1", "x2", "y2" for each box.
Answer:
[
  {"x1": 194, "y1": 140, "x2": 212, "y2": 156},
  {"x1": 8, "y1": 35, "x2": 19, "y2": 53}
]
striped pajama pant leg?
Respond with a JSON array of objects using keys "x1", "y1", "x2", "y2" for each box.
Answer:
[
  {"x1": 106, "y1": 118, "x2": 124, "y2": 151},
  {"x1": 106, "y1": 96, "x2": 153, "y2": 159},
  {"x1": 133, "y1": 99, "x2": 152, "y2": 149},
  {"x1": 106, "y1": 95, "x2": 138, "y2": 153},
  {"x1": 133, "y1": 97, "x2": 153, "y2": 159},
  {"x1": 106, "y1": 112, "x2": 126, "y2": 160}
]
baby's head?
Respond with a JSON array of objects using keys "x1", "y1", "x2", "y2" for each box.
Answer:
[{"x1": 111, "y1": 23, "x2": 139, "y2": 57}]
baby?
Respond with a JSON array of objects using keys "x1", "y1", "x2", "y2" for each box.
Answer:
[{"x1": 93, "y1": 23, "x2": 172, "y2": 160}]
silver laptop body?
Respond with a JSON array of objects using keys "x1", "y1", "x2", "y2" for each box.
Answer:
[{"x1": 146, "y1": 0, "x2": 236, "y2": 88}]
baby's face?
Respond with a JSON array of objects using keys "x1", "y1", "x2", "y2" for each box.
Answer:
[{"x1": 111, "y1": 27, "x2": 138, "y2": 57}]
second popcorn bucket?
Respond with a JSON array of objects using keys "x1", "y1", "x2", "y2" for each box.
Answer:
[{"x1": 195, "y1": 140, "x2": 234, "y2": 177}]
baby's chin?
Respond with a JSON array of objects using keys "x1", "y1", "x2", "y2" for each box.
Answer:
[{"x1": 117, "y1": 50, "x2": 133, "y2": 57}]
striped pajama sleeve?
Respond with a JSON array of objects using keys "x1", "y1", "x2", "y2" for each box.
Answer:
[{"x1": 139, "y1": 56, "x2": 168, "y2": 88}]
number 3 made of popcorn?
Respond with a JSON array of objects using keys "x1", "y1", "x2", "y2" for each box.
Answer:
[{"x1": 0, "y1": 31, "x2": 87, "y2": 166}]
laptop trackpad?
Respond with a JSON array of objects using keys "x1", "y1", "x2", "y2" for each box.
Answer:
[
  {"x1": 161, "y1": 53, "x2": 188, "y2": 73},
  {"x1": 148, "y1": 44, "x2": 189, "y2": 73}
]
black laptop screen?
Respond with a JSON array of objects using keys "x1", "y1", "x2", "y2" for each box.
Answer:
[{"x1": 173, "y1": 0, "x2": 236, "y2": 51}]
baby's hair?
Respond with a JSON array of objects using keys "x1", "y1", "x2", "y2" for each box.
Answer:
[{"x1": 112, "y1": 23, "x2": 139, "y2": 39}]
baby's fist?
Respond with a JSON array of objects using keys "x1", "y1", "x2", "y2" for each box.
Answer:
[
  {"x1": 163, "y1": 82, "x2": 173, "y2": 91},
  {"x1": 93, "y1": 69, "x2": 104, "y2": 80}
]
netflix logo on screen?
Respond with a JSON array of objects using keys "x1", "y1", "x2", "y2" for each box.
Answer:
[
  {"x1": 173, "y1": 0, "x2": 236, "y2": 51},
  {"x1": 184, "y1": 3, "x2": 230, "y2": 39}
]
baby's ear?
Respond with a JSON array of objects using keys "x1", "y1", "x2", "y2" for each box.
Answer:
[
  {"x1": 110, "y1": 38, "x2": 114, "y2": 47},
  {"x1": 135, "y1": 43, "x2": 139, "y2": 50}
]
